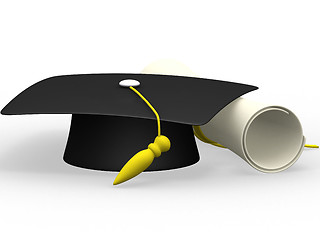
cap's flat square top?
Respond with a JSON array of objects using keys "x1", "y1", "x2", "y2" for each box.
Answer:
[{"x1": 1, "y1": 73, "x2": 257, "y2": 125}]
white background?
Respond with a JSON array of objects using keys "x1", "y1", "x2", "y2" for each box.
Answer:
[{"x1": 0, "y1": 1, "x2": 319, "y2": 239}]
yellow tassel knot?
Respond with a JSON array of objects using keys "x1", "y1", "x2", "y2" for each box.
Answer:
[{"x1": 113, "y1": 135, "x2": 171, "y2": 185}]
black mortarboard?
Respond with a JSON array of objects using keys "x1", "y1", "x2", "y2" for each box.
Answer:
[{"x1": 1, "y1": 73, "x2": 257, "y2": 184}]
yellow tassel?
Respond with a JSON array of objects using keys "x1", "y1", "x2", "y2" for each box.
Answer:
[{"x1": 113, "y1": 135, "x2": 171, "y2": 185}]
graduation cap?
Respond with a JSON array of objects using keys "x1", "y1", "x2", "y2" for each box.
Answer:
[{"x1": 1, "y1": 71, "x2": 258, "y2": 184}]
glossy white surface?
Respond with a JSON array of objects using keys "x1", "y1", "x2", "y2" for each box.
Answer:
[{"x1": 119, "y1": 79, "x2": 140, "y2": 87}]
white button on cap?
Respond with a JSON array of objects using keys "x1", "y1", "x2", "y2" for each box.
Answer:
[{"x1": 119, "y1": 79, "x2": 140, "y2": 87}]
